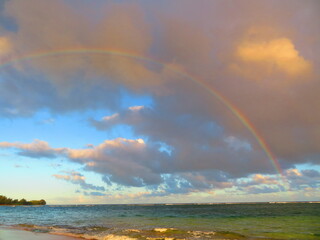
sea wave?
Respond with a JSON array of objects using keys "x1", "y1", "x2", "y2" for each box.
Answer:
[{"x1": 7, "y1": 224, "x2": 227, "y2": 240}]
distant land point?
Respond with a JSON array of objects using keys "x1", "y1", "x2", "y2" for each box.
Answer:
[{"x1": 0, "y1": 195, "x2": 46, "y2": 205}]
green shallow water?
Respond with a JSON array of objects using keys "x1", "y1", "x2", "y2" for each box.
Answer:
[{"x1": 0, "y1": 203, "x2": 319, "y2": 239}]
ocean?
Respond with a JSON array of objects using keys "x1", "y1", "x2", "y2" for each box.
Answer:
[{"x1": 0, "y1": 203, "x2": 319, "y2": 239}]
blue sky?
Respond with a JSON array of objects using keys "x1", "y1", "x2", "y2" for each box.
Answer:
[{"x1": 0, "y1": 0, "x2": 319, "y2": 204}]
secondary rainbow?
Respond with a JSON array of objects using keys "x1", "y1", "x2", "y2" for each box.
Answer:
[{"x1": 0, "y1": 48, "x2": 285, "y2": 179}]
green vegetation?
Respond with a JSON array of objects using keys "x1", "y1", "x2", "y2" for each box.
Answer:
[{"x1": 0, "y1": 195, "x2": 46, "y2": 205}]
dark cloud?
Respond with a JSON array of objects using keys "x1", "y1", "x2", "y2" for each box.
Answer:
[
  {"x1": 0, "y1": 0, "x2": 17, "y2": 32},
  {"x1": 285, "y1": 169, "x2": 320, "y2": 190},
  {"x1": 301, "y1": 169, "x2": 320, "y2": 178},
  {"x1": 0, "y1": 66, "x2": 122, "y2": 116},
  {"x1": 90, "y1": 105, "x2": 278, "y2": 179}
]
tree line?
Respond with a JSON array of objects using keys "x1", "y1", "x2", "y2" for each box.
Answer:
[{"x1": 0, "y1": 195, "x2": 46, "y2": 205}]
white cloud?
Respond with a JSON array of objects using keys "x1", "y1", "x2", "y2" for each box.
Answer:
[{"x1": 53, "y1": 171, "x2": 105, "y2": 192}]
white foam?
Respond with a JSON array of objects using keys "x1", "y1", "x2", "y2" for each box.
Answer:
[
  {"x1": 102, "y1": 234, "x2": 137, "y2": 240},
  {"x1": 124, "y1": 229, "x2": 141, "y2": 233},
  {"x1": 153, "y1": 228, "x2": 176, "y2": 233}
]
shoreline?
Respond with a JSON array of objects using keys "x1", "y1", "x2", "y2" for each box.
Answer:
[
  {"x1": 0, "y1": 225, "x2": 246, "y2": 240},
  {"x1": 0, "y1": 227, "x2": 82, "y2": 240}
]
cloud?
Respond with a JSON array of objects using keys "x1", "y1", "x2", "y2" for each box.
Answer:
[
  {"x1": 252, "y1": 174, "x2": 279, "y2": 185},
  {"x1": 1, "y1": 138, "x2": 319, "y2": 197},
  {"x1": 91, "y1": 105, "x2": 279, "y2": 179},
  {"x1": 41, "y1": 118, "x2": 55, "y2": 124},
  {"x1": 237, "y1": 174, "x2": 279, "y2": 188},
  {"x1": 284, "y1": 168, "x2": 320, "y2": 190},
  {"x1": 50, "y1": 163, "x2": 62, "y2": 168},
  {"x1": 0, "y1": 0, "x2": 166, "y2": 117},
  {"x1": 0, "y1": 36, "x2": 11, "y2": 57},
  {"x1": 83, "y1": 191, "x2": 106, "y2": 197},
  {"x1": 0, "y1": 137, "x2": 278, "y2": 195},
  {"x1": 90, "y1": 105, "x2": 144, "y2": 130},
  {"x1": 14, "y1": 164, "x2": 29, "y2": 168},
  {"x1": 0, "y1": 0, "x2": 319, "y2": 198},
  {"x1": 2, "y1": 0, "x2": 163, "y2": 90},
  {"x1": 0, "y1": 138, "x2": 167, "y2": 188},
  {"x1": 0, "y1": 139, "x2": 65, "y2": 158},
  {"x1": 67, "y1": 138, "x2": 166, "y2": 187},
  {"x1": 236, "y1": 37, "x2": 311, "y2": 76},
  {"x1": 53, "y1": 171, "x2": 105, "y2": 192},
  {"x1": 231, "y1": 168, "x2": 320, "y2": 194},
  {"x1": 245, "y1": 185, "x2": 282, "y2": 194}
]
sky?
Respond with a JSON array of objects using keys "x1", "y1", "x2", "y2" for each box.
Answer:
[{"x1": 0, "y1": 0, "x2": 319, "y2": 204}]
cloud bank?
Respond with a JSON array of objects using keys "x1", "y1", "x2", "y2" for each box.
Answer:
[{"x1": 1, "y1": 138, "x2": 319, "y2": 196}]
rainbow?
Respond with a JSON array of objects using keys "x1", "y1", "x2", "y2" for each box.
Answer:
[{"x1": 0, "y1": 48, "x2": 285, "y2": 180}]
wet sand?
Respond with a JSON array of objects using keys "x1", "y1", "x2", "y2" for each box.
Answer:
[{"x1": 0, "y1": 228, "x2": 81, "y2": 240}]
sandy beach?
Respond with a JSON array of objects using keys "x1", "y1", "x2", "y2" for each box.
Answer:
[{"x1": 0, "y1": 228, "x2": 81, "y2": 240}]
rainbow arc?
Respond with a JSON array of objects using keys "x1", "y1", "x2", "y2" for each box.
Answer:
[{"x1": 0, "y1": 48, "x2": 286, "y2": 185}]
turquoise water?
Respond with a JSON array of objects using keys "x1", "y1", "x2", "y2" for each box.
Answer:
[{"x1": 0, "y1": 203, "x2": 319, "y2": 239}]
